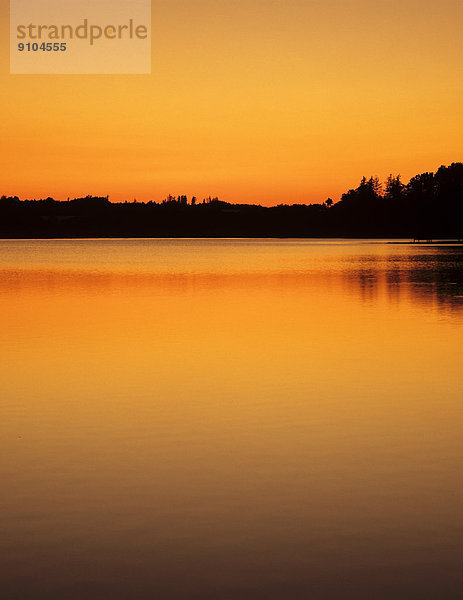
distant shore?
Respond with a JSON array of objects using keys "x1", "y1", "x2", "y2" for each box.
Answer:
[
  {"x1": 0, "y1": 236, "x2": 462, "y2": 244},
  {"x1": 2, "y1": 163, "x2": 462, "y2": 239}
]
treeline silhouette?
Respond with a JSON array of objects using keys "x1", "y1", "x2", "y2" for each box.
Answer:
[{"x1": 1, "y1": 163, "x2": 462, "y2": 238}]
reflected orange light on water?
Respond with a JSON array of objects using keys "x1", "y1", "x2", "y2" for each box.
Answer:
[{"x1": 1, "y1": 240, "x2": 463, "y2": 598}]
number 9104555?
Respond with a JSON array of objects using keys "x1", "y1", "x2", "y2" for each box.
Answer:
[{"x1": 18, "y1": 42, "x2": 67, "y2": 52}]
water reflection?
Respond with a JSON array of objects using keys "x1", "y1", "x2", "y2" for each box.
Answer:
[
  {"x1": 345, "y1": 249, "x2": 463, "y2": 311},
  {"x1": 1, "y1": 240, "x2": 463, "y2": 600},
  {"x1": 1, "y1": 245, "x2": 462, "y2": 312}
]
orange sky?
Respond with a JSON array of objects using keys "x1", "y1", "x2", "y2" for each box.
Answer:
[{"x1": 1, "y1": 0, "x2": 462, "y2": 205}]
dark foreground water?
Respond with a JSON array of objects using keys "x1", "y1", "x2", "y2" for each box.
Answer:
[{"x1": 1, "y1": 239, "x2": 463, "y2": 599}]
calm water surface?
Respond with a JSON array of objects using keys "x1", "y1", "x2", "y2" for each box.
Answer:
[{"x1": 1, "y1": 239, "x2": 463, "y2": 599}]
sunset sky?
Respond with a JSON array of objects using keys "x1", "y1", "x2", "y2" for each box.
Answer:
[{"x1": 1, "y1": 0, "x2": 462, "y2": 205}]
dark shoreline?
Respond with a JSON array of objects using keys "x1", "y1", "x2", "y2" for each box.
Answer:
[
  {"x1": 2, "y1": 162, "x2": 462, "y2": 240},
  {"x1": 0, "y1": 236, "x2": 462, "y2": 244}
]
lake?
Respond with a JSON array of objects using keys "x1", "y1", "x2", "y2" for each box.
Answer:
[{"x1": 1, "y1": 239, "x2": 463, "y2": 599}]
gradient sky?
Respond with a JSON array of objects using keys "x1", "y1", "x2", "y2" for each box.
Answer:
[{"x1": 1, "y1": 0, "x2": 462, "y2": 205}]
